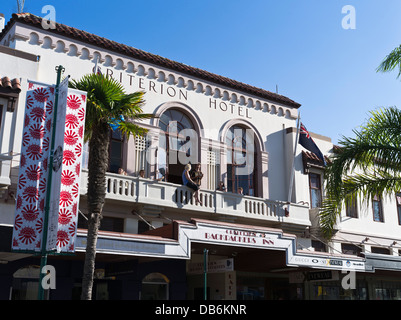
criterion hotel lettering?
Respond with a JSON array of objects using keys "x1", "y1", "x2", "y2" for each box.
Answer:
[
  {"x1": 104, "y1": 67, "x2": 254, "y2": 115},
  {"x1": 209, "y1": 98, "x2": 252, "y2": 119},
  {"x1": 105, "y1": 68, "x2": 188, "y2": 101}
]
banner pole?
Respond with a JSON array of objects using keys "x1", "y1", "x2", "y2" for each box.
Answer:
[
  {"x1": 203, "y1": 248, "x2": 208, "y2": 300},
  {"x1": 37, "y1": 65, "x2": 64, "y2": 300}
]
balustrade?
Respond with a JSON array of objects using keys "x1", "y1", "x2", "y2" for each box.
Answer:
[{"x1": 80, "y1": 169, "x2": 310, "y2": 226}]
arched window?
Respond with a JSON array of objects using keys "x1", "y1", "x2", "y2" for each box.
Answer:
[
  {"x1": 158, "y1": 109, "x2": 195, "y2": 133},
  {"x1": 141, "y1": 272, "x2": 169, "y2": 300},
  {"x1": 158, "y1": 109, "x2": 198, "y2": 184},
  {"x1": 226, "y1": 125, "x2": 257, "y2": 196},
  {"x1": 11, "y1": 265, "x2": 44, "y2": 300}
]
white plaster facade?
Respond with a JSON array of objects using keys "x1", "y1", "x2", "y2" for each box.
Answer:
[{"x1": 1, "y1": 13, "x2": 401, "y2": 280}]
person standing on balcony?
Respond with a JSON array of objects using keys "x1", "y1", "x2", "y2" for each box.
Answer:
[
  {"x1": 217, "y1": 181, "x2": 226, "y2": 192},
  {"x1": 118, "y1": 168, "x2": 127, "y2": 175},
  {"x1": 139, "y1": 169, "x2": 145, "y2": 178},
  {"x1": 183, "y1": 163, "x2": 202, "y2": 205},
  {"x1": 191, "y1": 163, "x2": 204, "y2": 187}
]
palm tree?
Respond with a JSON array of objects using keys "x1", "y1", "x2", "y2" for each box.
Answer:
[
  {"x1": 320, "y1": 107, "x2": 401, "y2": 238},
  {"x1": 69, "y1": 73, "x2": 152, "y2": 300}
]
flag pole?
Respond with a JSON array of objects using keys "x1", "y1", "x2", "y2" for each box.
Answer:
[
  {"x1": 286, "y1": 113, "x2": 301, "y2": 215},
  {"x1": 93, "y1": 55, "x2": 99, "y2": 74},
  {"x1": 203, "y1": 248, "x2": 208, "y2": 300}
]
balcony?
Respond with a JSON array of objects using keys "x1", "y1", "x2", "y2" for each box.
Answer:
[{"x1": 80, "y1": 170, "x2": 311, "y2": 230}]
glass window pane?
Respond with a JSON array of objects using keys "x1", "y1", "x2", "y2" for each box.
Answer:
[
  {"x1": 311, "y1": 190, "x2": 321, "y2": 208},
  {"x1": 373, "y1": 199, "x2": 383, "y2": 222},
  {"x1": 310, "y1": 174, "x2": 320, "y2": 188}
]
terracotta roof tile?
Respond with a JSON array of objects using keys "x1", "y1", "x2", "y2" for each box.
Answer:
[
  {"x1": 0, "y1": 13, "x2": 302, "y2": 108},
  {"x1": 302, "y1": 150, "x2": 329, "y2": 167},
  {"x1": 0, "y1": 76, "x2": 21, "y2": 92}
]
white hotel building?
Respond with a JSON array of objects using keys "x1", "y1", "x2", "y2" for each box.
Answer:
[{"x1": 0, "y1": 13, "x2": 401, "y2": 300}]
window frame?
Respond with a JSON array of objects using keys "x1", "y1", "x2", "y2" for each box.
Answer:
[
  {"x1": 108, "y1": 129, "x2": 124, "y2": 173},
  {"x1": 226, "y1": 125, "x2": 257, "y2": 196},
  {"x1": 396, "y1": 192, "x2": 401, "y2": 225},
  {"x1": 372, "y1": 195, "x2": 384, "y2": 223},
  {"x1": 345, "y1": 196, "x2": 358, "y2": 218},
  {"x1": 309, "y1": 172, "x2": 322, "y2": 208}
]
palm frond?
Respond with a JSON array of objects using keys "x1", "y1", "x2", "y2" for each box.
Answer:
[
  {"x1": 319, "y1": 197, "x2": 342, "y2": 239},
  {"x1": 117, "y1": 121, "x2": 148, "y2": 140},
  {"x1": 377, "y1": 45, "x2": 401, "y2": 78}
]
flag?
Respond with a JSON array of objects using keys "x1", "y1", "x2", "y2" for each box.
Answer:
[
  {"x1": 299, "y1": 123, "x2": 326, "y2": 165},
  {"x1": 12, "y1": 81, "x2": 55, "y2": 252},
  {"x1": 46, "y1": 80, "x2": 87, "y2": 253},
  {"x1": 12, "y1": 80, "x2": 87, "y2": 253}
]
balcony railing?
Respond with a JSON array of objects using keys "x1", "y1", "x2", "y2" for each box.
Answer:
[
  {"x1": 0, "y1": 154, "x2": 12, "y2": 187},
  {"x1": 80, "y1": 169, "x2": 310, "y2": 227}
]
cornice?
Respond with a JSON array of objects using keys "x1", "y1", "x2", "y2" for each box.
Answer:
[{"x1": 0, "y1": 14, "x2": 300, "y2": 120}]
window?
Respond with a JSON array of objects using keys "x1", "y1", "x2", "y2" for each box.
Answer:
[
  {"x1": 100, "y1": 216, "x2": 124, "y2": 232},
  {"x1": 345, "y1": 197, "x2": 358, "y2": 218},
  {"x1": 207, "y1": 149, "x2": 220, "y2": 190},
  {"x1": 158, "y1": 108, "x2": 197, "y2": 184},
  {"x1": 138, "y1": 220, "x2": 150, "y2": 234},
  {"x1": 372, "y1": 195, "x2": 384, "y2": 222},
  {"x1": 341, "y1": 243, "x2": 362, "y2": 256},
  {"x1": 77, "y1": 214, "x2": 124, "y2": 233},
  {"x1": 226, "y1": 125, "x2": 256, "y2": 196},
  {"x1": 371, "y1": 247, "x2": 390, "y2": 255},
  {"x1": 309, "y1": 173, "x2": 322, "y2": 208},
  {"x1": 312, "y1": 240, "x2": 326, "y2": 252},
  {"x1": 141, "y1": 273, "x2": 169, "y2": 300},
  {"x1": 11, "y1": 265, "x2": 49, "y2": 300},
  {"x1": 134, "y1": 135, "x2": 149, "y2": 176},
  {"x1": 109, "y1": 129, "x2": 123, "y2": 173},
  {"x1": 396, "y1": 193, "x2": 401, "y2": 225}
]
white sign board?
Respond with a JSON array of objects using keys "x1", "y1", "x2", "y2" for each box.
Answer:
[{"x1": 187, "y1": 258, "x2": 234, "y2": 274}]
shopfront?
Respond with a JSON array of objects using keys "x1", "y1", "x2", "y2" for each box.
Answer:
[{"x1": 0, "y1": 216, "x2": 370, "y2": 300}]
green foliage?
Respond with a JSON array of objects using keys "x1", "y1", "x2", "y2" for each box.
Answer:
[
  {"x1": 320, "y1": 107, "x2": 401, "y2": 238},
  {"x1": 69, "y1": 73, "x2": 154, "y2": 141},
  {"x1": 377, "y1": 45, "x2": 401, "y2": 78}
]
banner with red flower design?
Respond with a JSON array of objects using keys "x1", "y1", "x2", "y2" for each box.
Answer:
[{"x1": 12, "y1": 80, "x2": 87, "y2": 253}]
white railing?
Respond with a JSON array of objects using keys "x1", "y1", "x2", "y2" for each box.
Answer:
[
  {"x1": 0, "y1": 154, "x2": 12, "y2": 186},
  {"x1": 80, "y1": 169, "x2": 310, "y2": 226}
]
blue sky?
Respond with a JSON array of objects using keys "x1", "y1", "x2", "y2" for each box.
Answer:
[{"x1": 3, "y1": 0, "x2": 401, "y2": 144}]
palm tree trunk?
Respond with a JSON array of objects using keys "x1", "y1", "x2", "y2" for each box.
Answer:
[
  {"x1": 81, "y1": 211, "x2": 102, "y2": 300},
  {"x1": 81, "y1": 124, "x2": 110, "y2": 300}
]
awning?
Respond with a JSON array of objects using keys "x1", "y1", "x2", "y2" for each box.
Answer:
[
  {"x1": 75, "y1": 218, "x2": 366, "y2": 272},
  {"x1": 363, "y1": 252, "x2": 401, "y2": 272}
]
